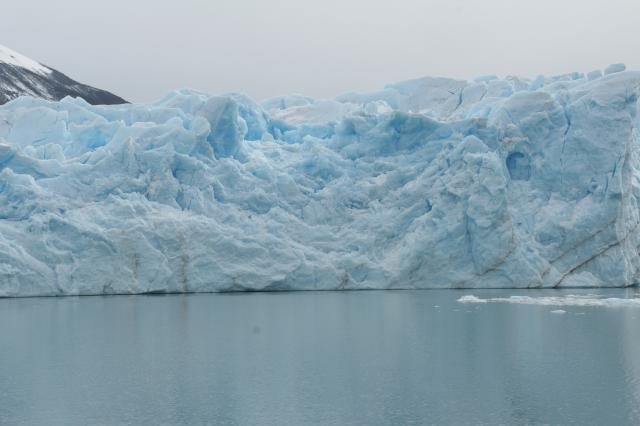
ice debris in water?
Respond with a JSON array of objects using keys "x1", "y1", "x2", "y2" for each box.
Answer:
[
  {"x1": 458, "y1": 295, "x2": 640, "y2": 307},
  {"x1": 457, "y1": 295, "x2": 488, "y2": 304},
  {"x1": 1, "y1": 64, "x2": 640, "y2": 296}
]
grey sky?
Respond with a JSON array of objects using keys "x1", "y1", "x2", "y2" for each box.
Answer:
[{"x1": 3, "y1": 0, "x2": 639, "y2": 103}]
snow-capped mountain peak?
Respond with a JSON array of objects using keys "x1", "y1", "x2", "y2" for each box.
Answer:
[
  {"x1": 0, "y1": 44, "x2": 126, "y2": 105},
  {"x1": 0, "y1": 44, "x2": 52, "y2": 76}
]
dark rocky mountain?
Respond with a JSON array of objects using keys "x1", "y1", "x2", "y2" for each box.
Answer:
[{"x1": 0, "y1": 44, "x2": 127, "y2": 105}]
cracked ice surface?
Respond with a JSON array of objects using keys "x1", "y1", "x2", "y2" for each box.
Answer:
[{"x1": 1, "y1": 65, "x2": 640, "y2": 296}]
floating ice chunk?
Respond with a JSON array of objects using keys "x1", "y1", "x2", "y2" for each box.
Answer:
[
  {"x1": 457, "y1": 295, "x2": 640, "y2": 308},
  {"x1": 550, "y1": 309, "x2": 567, "y2": 314},
  {"x1": 458, "y1": 295, "x2": 487, "y2": 304}
]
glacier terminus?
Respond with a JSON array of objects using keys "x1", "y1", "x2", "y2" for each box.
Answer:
[{"x1": 1, "y1": 64, "x2": 639, "y2": 296}]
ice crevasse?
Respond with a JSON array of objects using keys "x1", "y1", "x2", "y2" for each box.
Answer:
[{"x1": 1, "y1": 65, "x2": 639, "y2": 296}]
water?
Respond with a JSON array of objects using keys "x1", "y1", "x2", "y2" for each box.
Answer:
[{"x1": 1, "y1": 289, "x2": 639, "y2": 425}]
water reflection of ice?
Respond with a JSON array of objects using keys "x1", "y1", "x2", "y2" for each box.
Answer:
[{"x1": 621, "y1": 302, "x2": 640, "y2": 421}]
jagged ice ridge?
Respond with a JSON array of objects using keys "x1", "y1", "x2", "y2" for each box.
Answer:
[{"x1": 1, "y1": 64, "x2": 639, "y2": 296}]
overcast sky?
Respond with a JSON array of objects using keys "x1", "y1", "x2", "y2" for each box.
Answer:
[{"x1": 2, "y1": 0, "x2": 639, "y2": 103}]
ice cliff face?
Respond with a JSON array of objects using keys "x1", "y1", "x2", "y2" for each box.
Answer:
[
  {"x1": 0, "y1": 44, "x2": 127, "y2": 106},
  {"x1": 1, "y1": 65, "x2": 639, "y2": 296}
]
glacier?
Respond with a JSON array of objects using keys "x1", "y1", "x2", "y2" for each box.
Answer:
[{"x1": 1, "y1": 65, "x2": 640, "y2": 296}]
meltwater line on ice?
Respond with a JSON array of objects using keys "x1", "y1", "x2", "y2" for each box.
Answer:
[{"x1": 1, "y1": 64, "x2": 640, "y2": 296}]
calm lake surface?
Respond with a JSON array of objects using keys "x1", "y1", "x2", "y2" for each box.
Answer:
[{"x1": 1, "y1": 288, "x2": 639, "y2": 425}]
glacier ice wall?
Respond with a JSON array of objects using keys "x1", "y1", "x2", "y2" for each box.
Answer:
[{"x1": 1, "y1": 66, "x2": 640, "y2": 296}]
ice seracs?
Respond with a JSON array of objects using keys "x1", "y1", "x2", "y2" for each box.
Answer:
[
  {"x1": 0, "y1": 64, "x2": 639, "y2": 296},
  {"x1": 605, "y1": 63, "x2": 626, "y2": 75}
]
